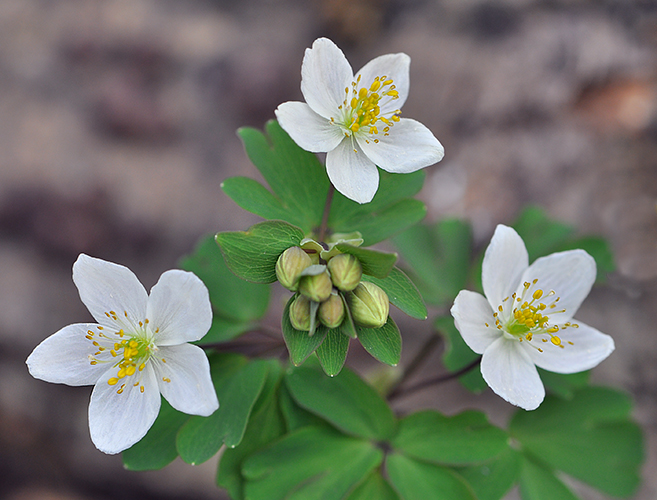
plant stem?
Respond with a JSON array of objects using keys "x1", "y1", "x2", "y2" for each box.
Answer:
[
  {"x1": 318, "y1": 184, "x2": 335, "y2": 242},
  {"x1": 388, "y1": 356, "x2": 482, "y2": 401},
  {"x1": 386, "y1": 334, "x2": 442, "y2": 398}
]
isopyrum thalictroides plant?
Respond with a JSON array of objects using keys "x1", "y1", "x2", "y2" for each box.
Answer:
[{"x1": 27, "y1": 37, "x2": 644, "y2": 500}]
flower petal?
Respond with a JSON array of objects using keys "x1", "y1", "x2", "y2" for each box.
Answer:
[
  {"x1": 524, "y1": 320, "x2": 614, "y2": 374},
  {"x1": 326, "y1": 139, "x2": 379, "y2": 204},
  {"x1": 26, "y1": 323, "x2": 108, "y2": 386},
  {"x1": 152, "y1": 344, "x2": 219, "y2": 417},
  {"x1": 480, "y1": 337, "x2": 545, "y2": 410},
  {"x1": 88, "y1": 364, "x2": 161, "y2": 454},
  {"x1": 301, "y1": 37, "x2": 353, "y2": 119},
  {"x1": 355, "y1": 52, "x2": 410, "y2": 111},
  {"x1": 482, "y1": 225, "x2": 528, "y2": 312},
  {"x1": 275, "y1": 101, "x2": 344, "y2": 153},
  {"x1": 451, "y1": 290, "x2": 501, "y2": 354},
  {"x1": 357, "y1": 118, "x2": 444, "y2": 173},
  {"x1": 519, "y1": 249, "x2": 596, "y2": 324},
  {"x1": 73, "y1": 254, "x2": 148, "y2": 329},
  {"x1": 146, "y1": 270, "x2": 212, "y2": 345}
]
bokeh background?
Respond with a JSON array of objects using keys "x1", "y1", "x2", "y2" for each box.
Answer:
[{"x1": 1, "y1": 0, "x2": 656, "y2": 499}]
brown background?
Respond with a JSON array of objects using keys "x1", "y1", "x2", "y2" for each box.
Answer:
[{"x1": 1, "y1": 0, "x2": 656, "y2": 499}]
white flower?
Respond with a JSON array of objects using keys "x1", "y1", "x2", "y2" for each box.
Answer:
[
  {"x1": 450, "y1": 225, "x2": 615, "y2": 411},
  {"x1": 275, "y1": 37, "x2": 444, "y2": 204},
  {"x1": 26, "y1": 254, "x2": 219, "y2": 454}
]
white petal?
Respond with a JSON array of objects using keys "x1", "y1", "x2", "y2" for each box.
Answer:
[
  {"x1": 326, "y1": 139, "x2": 379, "y2": 204},
  {"x1": 357, "y1": 118, "x2": 444, "y2": 173},
  {"x1": 355, "y1": 52, "x2": 410, "y2": 110},
  {"x1": 519, "y1": 249, "x2": 596, "y2": 324},
  {"x1": 301, "y1": 38, "x2": 353, "y2": 119},
  {"x1": 525, "y1": 320, "x2": 614, "y2": 374},
  {"x1": 73, "y1": 254, "x2": 148, "y2": 329},
  {"x1": 152, "y1": 344, "x2": 219, "y2": 416},
  {"x1": 481, "y1": 337, "x2": 545, "y2": 411},
  {"x1": 26, "y1": 323, "x2": 108, "y2": 386},
  {"x1": 88, "y1": 364, "x2": 161, "y2": 454},
  {"x1": 482, "y1": 225, "x2": 528, "y2": 312},
  {"x1": 451, "y1": 290, "x2": 501, "y2": 354},
  {"x1": 146, "y1": 270, "x2": 212, "y2": 345},
  {"x1": 275, "y1": 102, "x2": 344, "y2": 153}
]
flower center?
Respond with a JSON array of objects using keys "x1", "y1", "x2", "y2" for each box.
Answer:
[
  {"x1": 486, "y1": 279, "x2": 578, "y2": 353},
  {"x1": 334, "y1": 74, "x2": 401, "y2": 142},
  {"x1": 85, "y1": 310, "x2": 167, "y2": 394}
]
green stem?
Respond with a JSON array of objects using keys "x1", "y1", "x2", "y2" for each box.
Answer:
[
  {"x1": 318, "y1": 184, "x2": 335, "y2": 242},
  {"x1": 388, "y1": 356, "x2": 482, "y2": 401}
]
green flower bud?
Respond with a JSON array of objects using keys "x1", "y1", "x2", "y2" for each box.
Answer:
[
  {"x1": 289, "y1": 295, "x2": 312, "y2": 331},
  {"x1": 349, "y1": 282, "x2": 389, "y2": 328},
  {"x1": 327, "y1": 254, "x2": 362, "y2": 292},
  {"x1": 319, "y1": 293, "x2": 345, "y2": 328},
  {"x1": 298, "y1": 270, "x2": 333, "y2": 303},
  {"x1": 276, "y1": 246, "x2": 312, "y2": 291}
]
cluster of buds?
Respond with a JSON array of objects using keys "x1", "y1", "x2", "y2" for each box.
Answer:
[{"x1": 276, "y1": 245, "x2": 389, "y2": 332}]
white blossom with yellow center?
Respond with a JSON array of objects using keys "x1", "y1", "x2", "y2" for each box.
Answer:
[
  {"x1": 275, "y1": 37, "x2": 444, "y2": 204},
  {"x1": 450, "y1": 225, "x2": 614, "y2": 411},
  {"x1": 27, "y1": 254, "x2": 218, "y2": 454}
]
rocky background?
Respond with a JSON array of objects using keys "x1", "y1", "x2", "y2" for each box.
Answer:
[{"x1": 1, "y1": 0, "x2": 656, "y2": 499}]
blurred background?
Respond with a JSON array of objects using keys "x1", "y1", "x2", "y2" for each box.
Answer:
[{"x1": 1, "y1": 0, "x2": 656, "y2": 499}]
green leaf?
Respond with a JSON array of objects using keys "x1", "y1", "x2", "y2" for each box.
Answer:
[
  {"x1": 518, "y1": 456, "x2": 579, "y2": 500},
  {"x1": 336, "y1": 243, "x2": 397, "y2": 279},
  {"x1": 233, "y1": 121, "x2": 329, "y2": 232},
  {"x1": 386, "y1": 453, "x2": 477, "y2": 500},
  {"x1": 356, "y1": 317, "x2": 402, "y2": 366},
  {"x1": 278, "y1": 382, "x2": 327, "y2": 432},
  {"x1": 216, "y1": 220, "x2": 304, "y2": 283},
  {"x1": 510, "y1": 387, "x2": 644, "y2": 497},
  {"x1": 281, "y1": 296, "x2": 328, "y2": 365},
  {"x1": 362, "y1": 266, "x2": 427, "y2": 320},
  {"x1": 243, "y1": 426, "x2": 383, "y2": 500},
  {"x1": 316, "y1": 326, "x2": 350, "y2": 376},
  {"x1": 346, "y1": 470, "x2": 401, "y2": 500},
  {"x1": 393, "y1": 219, "x2": 472, "y2": 307},
  {"x1": 177, "y1": 359, "x2": 270, "y2": 464},
  {"x1": 216, "y1": 365, "x2": 286, "y2": 500},
  {"x1": 220, "y1": 176, "x2": 292, "y2": 222},
  {"x1": 392, "y1": 410, "x2": 509, "y2": 466},
  {"x1": 537, "y1": 368, "x2": 590, "y2": 399},
  {"x1": 122, "y1": 398, "x2": 189, "y2": 471},
  {"x1": 458, "y1": 448, "x2": 522, "y2": 500},
  {"x1": 329, "y1": 170, "x2": 426, "y2": 245},
  {"x1": 200, "y1": 316, "x2": 255, "y2": 344},
  {"x1": 285, "y1": 364, "x2": 397, "y2": 440},
  {"x1": 180, "y1": 235, "x2": 270, "y2": 342},
  {"x1": 435, "y1": 315, "x2": 486, "y2": 392}
]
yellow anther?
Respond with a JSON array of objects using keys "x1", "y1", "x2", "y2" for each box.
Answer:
[
  {"x1": 382, "y1": 79, "x2": 393, "y2": 86},
  {"x1": 162, "y1": 377, "x2": 171, "y2": 383},
  {"x1": 139, "y1": 363, "x2": 146, "y2": 371},
  {"x1": 370, "y1": 79, "x2": 381, "y2": 91},
  {"x1": 117, "y1": 368, "x2": 126, "y2": 378},
  {"x1": 547, "y1": 326, "x2": 559, "y2": 333},
  {"x1": 110, "y1": 350, "x2": 117, "y2": 357},
  {"x1": 551, "y1": 336, "x2": 562, "y2": 346},
  {"x1": 369, "y1": 126, "x2": 378, "y2": 134},
  {"x1": 387, "y1": 90, "x2": 399, "y2": 98},
  {"x1": 126, "y1": 365, "x2": 136, "y2": 376},
  {"x1": 140, "y1": 386, "x2": 145, "y2": 393},
  {"x1": 392, "y1": 115, "x2": 400, "y2": 122},
  {"x1": 108, "y1": 378, "x2": 118, "y2": 385},
  {"x1": 532, "y1": 290, "x2": 543, "y2": 300},
  {"x1": 90, "y1": 360, "x2": 97, "y2": 365},
  {"x1": 358, "y1": 88, "x2": 368, "y2": 99}
]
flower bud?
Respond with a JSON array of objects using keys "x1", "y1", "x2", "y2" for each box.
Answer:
[
  {"x1": 276, "y1": 246, "x2": 312, "y2": 291},
  {"x1": 327, "y1": 254, "x2": 362, "y2": 292},
  {"x1": 289, "y1": 295, "x2": 312, "y2": 331},
  {"x1": 319, "y1": 293, "x2": 345, "y2": 328},
  {"x1": 298, "y1": 270, "x2": 333, "y2": 303},
  {"x1": 349, "y1": 282, "x2": 389, "y2": 328}
]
